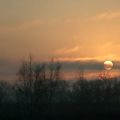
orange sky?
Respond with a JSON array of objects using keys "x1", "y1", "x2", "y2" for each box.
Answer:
[{"x1": 0, "y1": 0, "x2": 120, "y2": 62}]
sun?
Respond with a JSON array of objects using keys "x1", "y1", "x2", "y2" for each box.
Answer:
[{"x1": 104, "y1": 61, "x2": 113, "y2": 70}]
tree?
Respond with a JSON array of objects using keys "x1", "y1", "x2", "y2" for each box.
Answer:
[{"x1": 17, "y1": 55, "x2": 34, "y2": 104}]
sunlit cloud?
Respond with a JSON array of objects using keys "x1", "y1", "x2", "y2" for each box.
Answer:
[
  {"x1": 53, "y1": 54, "x2": 120, "y2": 62},
  {"x1": 54, "y1": 46, "x2": 79, "y2": 55},
  {"x1": 91, "y1": 11, "x2": 120, "y2": 21}
]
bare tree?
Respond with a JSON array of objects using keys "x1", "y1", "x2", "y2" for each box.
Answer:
[
  {"x1": 77, "y1": 68, "x2": 85, "y2": 81},
  {"x1": 17, "y1": 55, "x2": 34, "y2": 109},
  {"x1": 46, "y1": 59, "x2": 62, "y2": 104}
]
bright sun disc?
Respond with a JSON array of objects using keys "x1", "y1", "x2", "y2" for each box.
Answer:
[{"x1": 104, "y1": 61, "x2": 113, "y2": 70}]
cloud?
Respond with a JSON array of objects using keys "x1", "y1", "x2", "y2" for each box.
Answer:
[
  {"x1": 53, "y1": 54, "x2": 120, "y2": 62},
  {"x1": 54, "y1": 46, "x2": 79, "y2": 55},
  {"x1": 0, "y1": 26, "x2": 14, "y2": 33},
  {"x1": 91, "y1": 11, "x2": 120, "y2": 21},
  {"x1": 0, "y1": 59, "x2": 18, "y2": 74},
  {"x1": 61, "y1": 60, "x2": 103, "y2": 71},
  {"x1": 18, "y1": 19, "x2": 43, "y2": 30},
  {"x1": 0, "y1": 57, "x2": 120, "y2": 82},
  {"x1": 0, "y1": 19, "x2": 43, "y2": 33}
]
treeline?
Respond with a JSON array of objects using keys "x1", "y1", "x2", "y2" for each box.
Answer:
[{"x1": 0, "y1": 58, "x2": 120, "y2": 119}]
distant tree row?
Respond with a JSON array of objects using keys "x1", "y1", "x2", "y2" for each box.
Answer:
[{"x1": 0, "y1": 57, "x2": 120, "y2": 119}]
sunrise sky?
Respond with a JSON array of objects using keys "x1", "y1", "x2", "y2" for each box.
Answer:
[{"x1": 1, "y1": 0, "x2": 120, "y2": 80}]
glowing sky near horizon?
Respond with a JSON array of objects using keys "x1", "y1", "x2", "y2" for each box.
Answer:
[{"x1": 0, "y1": 0, "x2": 120, "y2": 62}]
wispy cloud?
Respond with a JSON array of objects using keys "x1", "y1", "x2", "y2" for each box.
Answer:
[
  {"x1": 0, "y1": 26, "x2": 14, "y2": 33},
  {"x1": 53, "y1": 54, "x2": 120, "y2": 62},
  {"x1": 18, "y1": 19, "x2": 43, "y2": 30},
  {"x1": 91, "y1": 11, "x2": 120, "y2": 21},
  {"x1": 54, "y1": 46, "x2": 79, "y2": 55},
  {"x1": 0, "y1": 19, "x2": 43, "y2": 33}
]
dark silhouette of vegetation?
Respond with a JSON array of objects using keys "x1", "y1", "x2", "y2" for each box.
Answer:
[{"x1": 0, "y1": 57, "x2": 120, "y2": 119}]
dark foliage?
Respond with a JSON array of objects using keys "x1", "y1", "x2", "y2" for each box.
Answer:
[{"x1": 0, "y1": 58, "x2": 120, "y2": 119}]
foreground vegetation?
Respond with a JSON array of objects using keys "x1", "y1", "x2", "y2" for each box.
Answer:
[{"x1": 0, "y1": 58, "x2": 120, "y2": 119}]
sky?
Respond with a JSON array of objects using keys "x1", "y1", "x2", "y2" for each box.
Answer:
[{"x1": 0, "y1": 0, "x2": 120, "y2": 81}]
